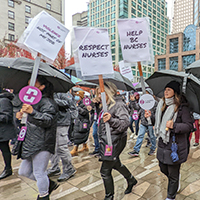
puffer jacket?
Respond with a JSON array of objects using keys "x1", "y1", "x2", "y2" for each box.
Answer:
[
  {"x1": 0, "y1": 92, "x2": 16, "y2": 142},
  {"x1": 21, "y1": 96, "x2": 58, "y2": 159},
  {"x1": 98, "y1": 96, "x2": 130, "y2": 161},
  {"x1": 71, "y1": 100, "x2": 90, "y2": 145},
  {"x1": 129, "y1": 99, "x2": 140, "y2": 116},
  {"x1": 54, "y1": 93, "x2": 75, "y2": 126},
  {"x1": 157, "y1": 103, "x2": 193, "y2": 165}
]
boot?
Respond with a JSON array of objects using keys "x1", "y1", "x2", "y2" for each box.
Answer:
[
  {"x1": 70, "y1": 146, "x2": 78, "y2": 156},
  {"x1": 49, "y1": 178, "x2": 59, "y2": 195},
  {"x1": 78, "y1": 143, "x2": 89, "y2": 153},
  {"x1": 124, "y1": 175, "x2": 137, "y2": 194},
  {"x1": 104, "y1": 195, "x2": 114, "y2": 200},
  {"x1": 0, "y1": 168, "x2": 12, "y2": 180},
  {"x1": 37, "y1": 194, "x2": 49, "y2": 200}
]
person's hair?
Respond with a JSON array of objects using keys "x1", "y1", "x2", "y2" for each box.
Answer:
[
  {"x1": 161, "y1": 92, "x2": 181, "y2": 112},
  {"x1": 37, "y1": 75, "x2": 54, "y2": 99}
]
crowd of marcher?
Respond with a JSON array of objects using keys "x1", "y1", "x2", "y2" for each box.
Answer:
[{"x1": 0, "y1": 77, "x2": 198, "y2": 200}]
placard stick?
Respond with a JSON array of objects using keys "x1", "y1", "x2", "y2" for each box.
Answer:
[
  {"x1": 138, "y1": 61, "x2": 146, "y2": 95},
  {"x1": 98, "y1": 75, "x2": 112, "y2": 147}
]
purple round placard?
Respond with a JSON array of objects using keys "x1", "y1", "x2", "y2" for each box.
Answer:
[
  {"x1": 83, "y1": 97, "x2": 91, "y2": 106},
  {"x1": 19, "y1": 86, "x2": 42, "y2": 105}
]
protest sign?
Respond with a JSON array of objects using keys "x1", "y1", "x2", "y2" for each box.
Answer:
[
  {"x1": 118, "y1": 60, "x2": 134, "y2": 82},
  {"x1": 139, "y1": 94, "x2": 155, "y2": 110},
  {"x1": 73, "y1": 27, "x2": 113, "y2": 76},
  {"x1": 17, "y1": 11, "x2": 69, "y2": 62},
  {"x1": 117, "y1": 18, "x2": 151, "y2": 63}
]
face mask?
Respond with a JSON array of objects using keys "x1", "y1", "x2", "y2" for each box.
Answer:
[{"x1": 74, "y1": 96, "x2": 80, "y2": 101}]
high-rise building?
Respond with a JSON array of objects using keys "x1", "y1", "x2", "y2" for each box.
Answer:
[
  {"x1": 87, "y1": 0, "x2": 169, "y2": 81},
  {"x1": 194, "y1": 0, "x2": 200, "y2": 27},
  {"x1": 172, "y1": 0, "x2": 193, "y2": 34},
  {"x1": 0, "y1": 0, "x2": 65, "y2": 43},
  {"x1": 72, "y1": 11, "x2": 88, "y2": 26}
]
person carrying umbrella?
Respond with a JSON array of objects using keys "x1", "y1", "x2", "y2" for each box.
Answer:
[
  {"x1": 150, "y1": 80, "x2": 193, "y2": 200},
  {"x1": 16, "y1": 76, "x2": 59, "y2": 200},
  {"x1": 97, "y1": 81, "x2": 137, "y2": 200}
]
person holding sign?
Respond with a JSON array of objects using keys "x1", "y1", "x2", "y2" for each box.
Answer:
[
  {"x1": 153, "y1": 81, "x2": 193, "y2": 200},
  {"x1": 16, "y1": 76, "x2": 58, "y2": 200},
  {"x1": 97, "y1": 82, "x2": 137, "y2": 200}
]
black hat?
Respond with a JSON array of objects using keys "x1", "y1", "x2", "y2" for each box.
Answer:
[{"x1": 165, "y1": 80, "x2": 180, "y2": 94}]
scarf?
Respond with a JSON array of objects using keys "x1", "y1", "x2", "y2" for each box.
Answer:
[{"x1": 155, "y1": 97, "x2": 178, "y2": 144}]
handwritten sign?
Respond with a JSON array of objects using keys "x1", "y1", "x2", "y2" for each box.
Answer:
[
  {"x1": 118, "y1": 60, "x2": 134, "y2": 82},
  {"x1": 117, "y1": 18, "x2": 151, "y2": 63},
  {"x1": 73, "y1": 27, "x2": 113, "y2": 76},
  {"x1": 17, "y1": 11, "x2": 69, "y2": 62}
]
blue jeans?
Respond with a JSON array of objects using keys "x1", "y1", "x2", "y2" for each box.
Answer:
[
  {"x1": 134, "y1": 124, "x2": 156, "y2": 153},
  {"x1": 129, "y1": 116, "x2": 140, "y2": 135},
  {"x1": 93, "y1": 121, "x2": 99, "y2": 152}
]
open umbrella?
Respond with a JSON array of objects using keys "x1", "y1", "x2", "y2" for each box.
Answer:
[
  {"x1": 185, "y1": 59, "x2": 200, "y2": 78},
  {"x1": 133, "y1": 82, "x2": 149, "y2": 91},
  {"x1": 65, "y1": 65, "x2": 135, "y2": 91},
  {"x1": 0, "y1": 57, "x2": 75, "y2": 93},
  {"x1": 76, "y1": 81, "x2": 98, "y2": 88},
  {"x1": 146, "y1": 70, "x2": 200, "y2": 114}
]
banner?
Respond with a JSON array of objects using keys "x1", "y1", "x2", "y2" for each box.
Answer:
[
  {"x1": 17, "y1": 11, "x2": 69, "y2": 62},
  {"x1": 118, "y1": 60, "x2": 134, "y2": 82},
  {"x1": 117, "y1": 18, "x2": 152, "y2": 63},
  {"x1": 73, "y1": 27, "x2": 113, "y2": 76}
]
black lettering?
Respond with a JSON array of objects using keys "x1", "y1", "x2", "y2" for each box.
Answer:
[
  {"x1": 79, "y1": 45, "x2": 84, "y2": 51},
  {"x1": 84, "y1": 45, "x2": 88, "y2": 50}
]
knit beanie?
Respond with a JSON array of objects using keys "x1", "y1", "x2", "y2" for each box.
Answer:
[
  {"x1": 146, "y1": 88, "x2": 153, "y2": 96},
  {"x1": 165, "y1": 80, "x2": 180, "y2": 95},
  {"x1": 76, "y1": 91, "x2": 85, "y2": 99}
]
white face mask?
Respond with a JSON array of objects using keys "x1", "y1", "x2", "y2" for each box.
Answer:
[{"x1": 74, "y1": 95, "x2": 80, "y2": 101}]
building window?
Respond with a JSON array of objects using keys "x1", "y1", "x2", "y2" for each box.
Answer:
[
  {"x1": 25, "y1": 16, "x2": 30, "y2": 24},
  {"x1": 158, "y1": 58, "x2": 166, "y2": 70},
  {"x1": 25, "y1": 5, "x2": 31, "y2": 13},
  {"x1": 8, "y1": 0, "x2": 14, "y2": 7},
  {"x1": 170, "y1": 38, "x2": 178, "y2": 54},
  {"x1": 8, "y1": 10, "x2": 15, "y2": 19},
  {"x1": 46, "y1": 3, "x2": 51, "y2": 10},
  {"x1": 183, "y1": 24, "x2": 196, "y2": 52},
  {"x1": 8, "y1": 22, "x2": 15, "y2": 31},
  {"x1": 182, "y1": 55, "x2": 195, "y2": 69},
  {"x1": 8, "y1": 34, "x2": 15, "y2": 41},
  {"x1": 169, "y1": 57, "x2": 178, "y2": 71}
]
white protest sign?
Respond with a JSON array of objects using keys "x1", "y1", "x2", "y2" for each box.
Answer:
[
  {"x1": 17, "y1": 11, "x2": 69, "y2": 62},
  {"x1": 117, "y1": 18, "x2": 151, "y2": 63},
  {"x1": 73, "y1": 27, "x2": 113, "y2": 76},
  {"x1": 139, "y1": 94, "x2": 155, "y2": 110},
  {"x1": 118, "y1": 60, "x2": 134, "y2": 82}
]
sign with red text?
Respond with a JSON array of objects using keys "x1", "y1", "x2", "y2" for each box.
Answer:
[
  {"x1": 117, "y1": 18, "x2": 151, "y2": 63},
  {"x1": 118, "y1": 60, "x2": 134, "y2": 82},
  {"x1": 17, "y1": 11, "x2": 69, "y2": 62},
  {"x1": 19, "y1": 86, "x2": 42, "y2": 105},
  {"x1": 139, "y1": 94, "x2": 155, "y2": 110},
  {"x1": 73, "y1": 27, "x2": 113, "y2": 76}
]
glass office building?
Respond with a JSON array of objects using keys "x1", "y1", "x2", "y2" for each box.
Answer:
[{"x1": 88, "y1": 0, "x2": 169, "y2": 81}]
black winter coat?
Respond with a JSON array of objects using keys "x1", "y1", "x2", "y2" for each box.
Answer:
[
  {"x1": 0, "y1": 92, "x2": 16, "y2": 142},
  {"x1": 21, "y1": 96, "x2": 58, "y2": 159},
  {"x1": 99, "y1": 96, "x2": 130, "y2": 161},
  {"x1": 157, "y1": 103, "x2": 193, "y2": 165},
  {"x1": 71, "y1": 100, "x2": 90, "y2": 145}
]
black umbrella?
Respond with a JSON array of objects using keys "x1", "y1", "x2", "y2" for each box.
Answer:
[
  {"x1": 76, "y1": 80, "x2": 98, "y2": 88},
  {"x1": 0, "y1": 57, "x2": 75, "y2": 93},
  {"x1": 185, "y1": 59, "x2": 200, "y2": 78},
  {"x1": 65, "y1": 65, "x2": 135, "y2": 91},
  {"x1": 146, "y1": 70, "x2": 200, "y2": 114}
]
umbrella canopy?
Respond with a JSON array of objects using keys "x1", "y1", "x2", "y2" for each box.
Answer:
[
  {"x1": 65, "y1": 65, "x2": 135, "y2": 91},
  {"x1": 185, "y1": 59, "x2": 200, "y2": 78},
  {"x1": 72, "y1": 87, "x2": 84, "y2": 92},
  {"x1": 0, "y1": 57, "x2": 75, "y2": 93},
  {"x1": 133, "y1": 82, "x2": 149, "y2": 91},
  {"x1": 146, "y1": 70, "x2": 200, "y2": 114},
  {"x1": 76, "y1": 81, "x2": 98, "y2": 88}
]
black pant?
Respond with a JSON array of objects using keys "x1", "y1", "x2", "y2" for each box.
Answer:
[
  {"x1": 0, "y1": 141, "x2": 12, "y2": 170},
  {"x1": 100, "y1": 158, "x2": 132, "y2": 197},
  {"x1": 159, "y1": 161, "x2": 181, "y2": 199}
]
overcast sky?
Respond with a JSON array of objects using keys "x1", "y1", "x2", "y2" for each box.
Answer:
[{"x1": 65, "y1": 0, "x2": 173, "y2": 55}]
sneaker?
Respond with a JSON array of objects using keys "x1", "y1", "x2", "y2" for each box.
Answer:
[
  {"x1": 89, "y1": 150, "x2": 99, "y2": 156},
  {"x1": 57, "y1": 169, "x2": 77, "y2": 182},
  {"x1": 47, "y1": 169, "x2": 61, "y2": 177},
  {"x1": 49, "y1": 179, "x2": 60, "y2": 195},
  {"x1": 148, "y1": 149, "x2": 155, "y2": 156},
  {"x1": 193, "y1": 143, "x2": 199, "y2": 146},
  {"x1": 128, "y1": 150, "x2": 139, "y2": 157}
]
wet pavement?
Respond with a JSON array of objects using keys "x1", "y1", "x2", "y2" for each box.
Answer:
[{"x1": 1, "y1": 130, "x2": 200, "y2": 200}]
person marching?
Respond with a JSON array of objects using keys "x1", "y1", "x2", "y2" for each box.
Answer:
[
  {"x1": 47, "y1": 92, "x2": 76, "y2": 182},
  {"x1": 97, "y1": 81, "x2": 137, "y2": 200},
  {"x1": 0, "y1": 89, "x2": 16, "y2": 180},
  {"x1": 16, "y1": 76, "x2": 58, "y2": 200},
  {"x1": 152, "y1": 80, "x2": 193, "y2": 200}
]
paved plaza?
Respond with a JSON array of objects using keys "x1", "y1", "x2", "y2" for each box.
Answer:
[{"x1": 1, "y1": 131, "x2": 200, "y2": 200}]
